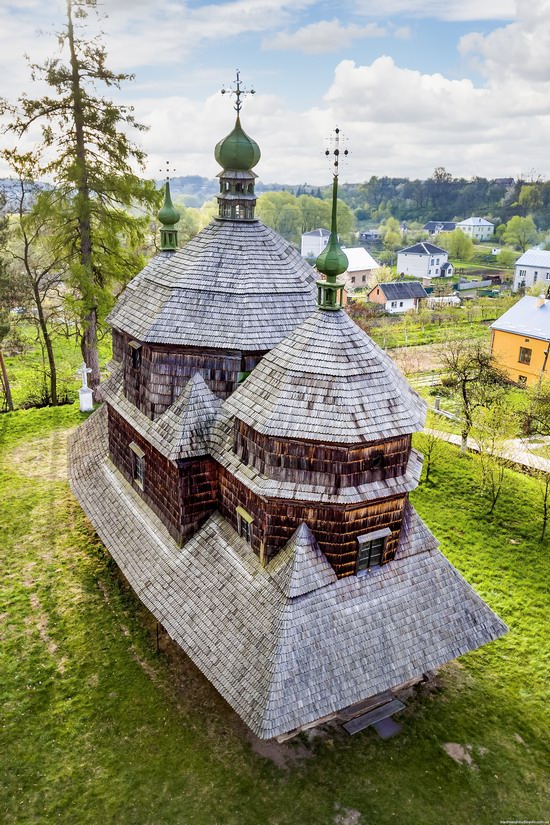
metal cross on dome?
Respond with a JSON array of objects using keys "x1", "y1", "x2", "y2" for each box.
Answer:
[
  {"x1": 221, "y1": 70, "x2": 255, "y2": 114},
  {"x1": 325, "y1": 127, "x2": 349, "y2": 177},
  {"x1": 159, "y1": 160, "x2": 176, "y2": 182}
]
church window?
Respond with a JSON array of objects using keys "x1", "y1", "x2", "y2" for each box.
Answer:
[
  {"x1": 370, "y1": 451, "x2": 384, "y2": 470},
  {"x1": 356, "y1": 527, "x2": 391, "y2": 573},
  {"x1": 129, "y1": 442, "x2": 145, "y2": 489},
  {"x1": 236, "y1": 505, "x2": 254, "y2": 544},
  {"x1": 129, "y1": 340, "x2": 141, "y2": 370}
]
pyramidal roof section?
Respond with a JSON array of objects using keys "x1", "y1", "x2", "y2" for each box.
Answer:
[
  {"x1": 107, "y1": 220, "x2": 316, "y2": 350},
  {"x1": 268, "y1": 523, "x2": 338, "y2": 598},
  {"x1": 223, "y1": 309, "x2": 427, "y2": 443},
  {"x1": 153, "y1": 373, "x2": 221, "y2": 460}
]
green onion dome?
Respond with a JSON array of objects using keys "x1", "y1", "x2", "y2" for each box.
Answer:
[
  {"x1": 315, "y1": 233, "x2": 348, "y2": 279},
  {"x1": 158, "y1": 181, "x2": 180, "y2": 227},
  {"x1": 215, "y1": 116, "x2": 261, "y2": 171}
]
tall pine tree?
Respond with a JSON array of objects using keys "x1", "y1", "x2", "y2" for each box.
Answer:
[{"x1": 4, "y1": 0, "x2": 157, "y2": 395}]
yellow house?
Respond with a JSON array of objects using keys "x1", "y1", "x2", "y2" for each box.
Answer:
[{"x1": 490, "y1": 295, "x2": 550, "y2": 386}]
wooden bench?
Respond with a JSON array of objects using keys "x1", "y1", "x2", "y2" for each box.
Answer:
[{"x1": 342, "y1": 698, "x2": 405, "y2": 736}]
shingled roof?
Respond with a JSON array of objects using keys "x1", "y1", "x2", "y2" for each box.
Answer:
[
  {"x1": 100, "y1": 365, "x2": 221, "y2": 460},
  {"x1": 222, "y1": 308, "x2": 427, "y2": 443},
  {"x1": 107, "y1": 219, "x2": 316, "y2": 351},
  {"x1": 68, "y1": 408, "x2": 507, "y2": 740},
  {"x1": 398, "y1": 242, "x2": 447, "y2": 255},
  {"x1": 375, "y1": 282, "x2": 428, "y2": 301}
]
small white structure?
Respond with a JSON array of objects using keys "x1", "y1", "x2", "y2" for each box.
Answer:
[
  {"x1": 397, "y1": 242, "x2": 451, "y2": 279},
  {"x1": 368, "y1": 281, "x2": 427, "y2": 314},
  {"x1": 427, "y1": 295, "x2": 461, "y2": 309},
  {"x1": 77, "y1": 362, "x2": 93, "y2": 412},
  {"x1": 513, "y1": 248, "x2": 550, "y2": 292},
  {"x1": 301, "y1": 228, "x2": 330, "y2": 258},
  {"x1": 341, "y1": 247, "x2": 379, "y2": 291},
  {"x1": 457, "y1": 217, "x2": 494, "y2": 241}
]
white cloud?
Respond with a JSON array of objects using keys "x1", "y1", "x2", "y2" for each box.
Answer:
[
  {"x1": 354, "y1": 0, "x2": 516, "y2": 21},
  {"x1": 460, "y1": 0, "x2": 550, "y2": 83},
  {"x1": 263, "y1": 19, "x2": 386, "y2": 54},
  {"x1": 394, "y1": 26, "x2": 412, "y2": 39}
]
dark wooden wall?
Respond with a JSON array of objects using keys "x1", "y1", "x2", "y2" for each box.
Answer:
[
  {"x1": 107, "y1": 406, "x2": 217, "y2": 543},
  {"x1": 112, "y1": 328, "x2": 265, "y2": 419},
  {"x1": 218, "y1": 466, "x2": 405, "y2": 577},
  {"x1": 233, "y1": 419, "x2": 411, "y2": 490}
]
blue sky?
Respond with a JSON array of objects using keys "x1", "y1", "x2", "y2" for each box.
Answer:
[{"x1": 1, "y1": 0, "x2": 548, "y2": 185}]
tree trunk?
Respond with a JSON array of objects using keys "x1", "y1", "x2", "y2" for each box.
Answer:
[
  {"x1": 0, "y1": 350, "x2": 14, "y2": 411},
  {"x1": 33, "y1": 285, "x2": 58, "y2": 406},
  {"x1": 460, "y1": 430, "x2": 468, "y2": 454},
  {"x1": 67, "y1": 0, "x2": 101, "y2": 398}
]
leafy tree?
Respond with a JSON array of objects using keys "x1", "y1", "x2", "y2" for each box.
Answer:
[
  {"x1": 2, "y1": 151, "x2": 70, "y2": 406},
  {"x1": 437, "y1": 228, "x2": 474, "y2": 261},
  {"x1": 496, "y1": 248, "x2": 517, "y2": 267},
  {"x1": 472, "y1": 402, "x2": 515, "y2": 514},
  {"x1": 502, "y1": 215, "x2": 538, "y2": 252},
  {"x1": 2, "y1": 0, "x2": 157, "y2": 396},
  {"x1": 442, "y1": 338, "x2": 508, "y2": 453}
]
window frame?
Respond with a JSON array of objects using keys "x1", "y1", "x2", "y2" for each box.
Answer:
[
  {"x1": 129, "y1": 441, "x2": 145, "y2": 489},
  {"x1": 236, "y1": 505, "x2": 254, "y2": 544},
  {"x1": 128, "y1": 340, "x2": 142, "y2": 370},
  {"x1": 356, "y1": 527, "x2": 391, "y2": 575},
  {"x1": 519, "y1": 346, "x2": 532, "y2": 365}
]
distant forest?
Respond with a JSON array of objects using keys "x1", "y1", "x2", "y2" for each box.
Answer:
[{"x1": 160, "y1": 168, "x2": 550, "y2": 232}]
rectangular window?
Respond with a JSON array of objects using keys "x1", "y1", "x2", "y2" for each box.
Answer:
[
  {"x1": 518, "y1": 375, "x2": 527, "y2": 385},
  {"x1": 390, "y1": 301, "x2": 398, "y2": 308},
  {"x1": 129, "y1": 340, "x2": 142, "y2": 370},
  {"x1": 399, "y1": 301, "x2": 404, "y2": 307},
  {"x1": 356, "y1": 527, "x2": 391, "y2": 574},
  {"x1": 519, "y1": 347, "x2": 532, "y2": 365},
  {"x1": 236, "y1": 505, "x2": 254, "y2": 544},
  {"x1": 351, "y1": 276, "x2": 356, "y2": 284},
  {"x1": 129, "y1": 442, "x2": 145, "y2": 489}
]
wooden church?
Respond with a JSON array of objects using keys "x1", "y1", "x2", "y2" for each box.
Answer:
[{"x1": 69, "y1": 80, "x2": 506, "y2": 740}]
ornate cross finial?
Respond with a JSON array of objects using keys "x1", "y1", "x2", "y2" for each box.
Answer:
[
  {"x1": 324, "y1": 127, "x2": 349, "y2": 178},
  {"x1": 221, "y1": 69, "x2": 255, "y2": 115},
  {"x1": 159, "y1": 160, "x2": 176, "y2": 183}
]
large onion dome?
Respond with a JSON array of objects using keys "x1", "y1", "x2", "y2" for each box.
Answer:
[{"x1": 214, "y1": 116, "x2": 261, "y2": 171}]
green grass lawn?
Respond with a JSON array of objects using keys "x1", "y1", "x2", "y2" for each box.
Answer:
[
  {"x1": 2, "y1": 325, "x2": 112, "y2": 410},
  {"x1": 1, "y1": 406, "x2": 548, "y2": 825}
]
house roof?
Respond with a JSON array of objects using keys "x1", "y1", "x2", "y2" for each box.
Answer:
[
  {"x1": 398, "y1": 242, "x2": 447, "y2": 256},
  {"x1": 302, "y1": 228, "x2": 330, "y2": 238},
  {"x1": 373, "y1": 282, "x2": 428, "y2": 300},
  {"x1": 107, "y1": 219, "x2": 316, "y2": 351},
  {"x1": 458, "y1": 217, "x2": 494, "y2": 227},
  {"x1": 515, "y1": 249, "x2": 550, "y2": 268},
  {"x1": 341, "y1": 246, "x2": 379, "y2": 272},
  {"x1": 423, "y1": 221, "x2": 456, "y2": 232},
  {"x1": 222, "y1": 308, "x2": 427, "y2": 444},
  {"x1": 491, "y1": 295, "x2": 550, "y2": 341},
  {"x1": 68, "y1": 407, "x2": 507, "y2": 740}
]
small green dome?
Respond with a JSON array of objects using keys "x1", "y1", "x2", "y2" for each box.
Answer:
[
  {"x1": 215, "y1": 116, "x2": 261, "y2": 171},
  {"x1": 158, "y1": 181, "x2": 180, "y2": 227},
  {"x1": 316, "y1": 233, "x2": 348, "y2": 279}
]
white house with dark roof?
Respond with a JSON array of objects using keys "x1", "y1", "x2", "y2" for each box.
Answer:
[
  {"x1": 513, "y1": 249, "x2": 550, "y2": 292},
  {"x1": 397, "y1": 242, "x2": 452, "y2": 280},
  {"x1": 368, "y1": 281, "x2": 427, "y2": 314},
  {"x1": 301, "y1": 228, "x2": 330, "y2": 258},
  {"x1": 457, "y1": 217, "x2": 494, "y2": 241},
  {"x1": 423, "y1": 221, "x2": 456, "y2": 236}
]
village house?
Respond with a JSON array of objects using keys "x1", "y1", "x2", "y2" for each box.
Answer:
[
  {"x1": 456, "y1": 217, "x2": 494, "y2": 241},
  {"x1": 368, "y1": 281, "x2": 427, "y2": 314},
  {"x1": 68, "y1": 90, "x2": 506, "y2": 741},
  {"x1": 422, "y1": 220, "x2": 456, "y2": 236},
  {"x1": 301, "y1": 227, "x2": 330, "y2": 258},
  {"x1": 340, "y1": 246, "x2": 379, "y2": 291},
  {"x1": 513, "y1": 249, "x2": 550, "y2": 292},
  {"x1": 397, "y1": 241, "x2": 453, "y2": 280},
  {"x1": 490, "y1": 294, "x2": 550, "y2": 385}
]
